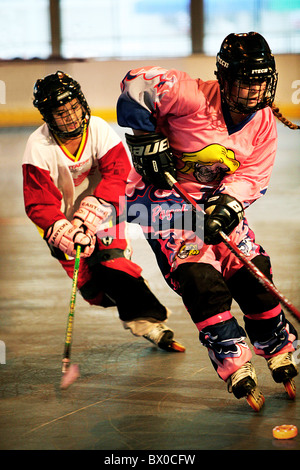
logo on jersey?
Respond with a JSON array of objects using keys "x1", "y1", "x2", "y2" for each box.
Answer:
[
  {"x1": 178, "y1": 243, "x2": 201, "y2": 259},
  {"x1": 100, "y1": 236, "x2": 114, "y2": 246},
  {"x1": 180, "y1": 144, "x2": 240, "y2": 183},
  {"x1": 152, "y1": 203, "x2": 189, "y2": 223}
]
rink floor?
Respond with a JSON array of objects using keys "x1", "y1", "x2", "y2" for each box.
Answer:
[{"x1": 0, "y1": 123, "x2": 299, "y2": 453}]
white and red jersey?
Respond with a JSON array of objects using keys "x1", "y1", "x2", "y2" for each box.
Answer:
[
  {"x1": 117, "y1": 66, "x2": 278, "y2": 208},
  {"x1": 23, "y1": 116, "x2": 131, "y2": 233}
]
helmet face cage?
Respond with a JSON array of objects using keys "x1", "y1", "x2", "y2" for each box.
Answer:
[
  {"x1": 215, "y1": 32, "x2": 278, "y2": 114},
  {"x1": 33, "y1": 71, "x2": 91, "y2": 138}
]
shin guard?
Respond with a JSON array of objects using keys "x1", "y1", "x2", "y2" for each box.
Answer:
[
  {"x1": 244, "y1": 310, "x2": 298, "y2": 358},
  {"x1": 198, "y1": 315, "x2": 252, "y2": 381}
]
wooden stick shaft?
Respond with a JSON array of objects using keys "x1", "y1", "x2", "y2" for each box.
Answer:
[{"x1": 62, "y1": 245, "x2": 81, "y2": 372}]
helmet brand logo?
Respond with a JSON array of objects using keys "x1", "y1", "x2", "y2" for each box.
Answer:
[
  {"x1": 251, "y1": 68, "x2": 268, "y2": 74},
  {"x1": 217, "y1": 56, "x2": 229, "y2": 68},
  {"x1": 57, "y1": 91, "x2": 71, "y2": 101}
]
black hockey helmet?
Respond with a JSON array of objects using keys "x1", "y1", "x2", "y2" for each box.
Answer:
[
  {"x1": 33, "y1": 71, "x2": 91, "y2": 138},
  {"x1": 215, "y1": 32, "x2": 278, "y2": 113}
]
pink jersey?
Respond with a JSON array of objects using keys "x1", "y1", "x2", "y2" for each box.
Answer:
[
  {"x1": 117, "y1": 66, "x2": 278, "y2": 208},
  {"x1": 23, "y1": 116, "x2": 131, "y2": 233}
]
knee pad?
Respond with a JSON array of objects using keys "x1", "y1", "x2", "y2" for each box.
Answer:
[
  {"x1": 199, "y1": 317, "x2": 251, "y2": 380},
  {"x1": 199, "y1": 317, "x2": 247, "y2": 354}
]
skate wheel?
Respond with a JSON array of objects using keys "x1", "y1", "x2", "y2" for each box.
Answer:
[
  {"x1": 169, "y1": 341, "x2": 186, "y2": 352},
  {"x1": 246, "y1": 388, "x2": 265, "y2": 412},
  {"x1": 284, "y1": 379, "x2": 296, "y2": 399},
  {"x1": 273, "y1": 425, "x2": 298, "y2": 440}
]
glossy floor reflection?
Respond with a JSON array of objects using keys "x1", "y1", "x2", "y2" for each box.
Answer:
[{"x1": 0, "y1": 124, "x2": 299, "y2": 451}]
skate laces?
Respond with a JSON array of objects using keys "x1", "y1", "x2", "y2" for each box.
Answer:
[
  {"x1": 144, "y1": 324, "x2": 171, "y2": 345},
  {"x1": 229, "y1": 362, "x2": 257, "y2": 390},
  {"x1": 267, "y1": 352, "x2": 297, "y2": 371}
]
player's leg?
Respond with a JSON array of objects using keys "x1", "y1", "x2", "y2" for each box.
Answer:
[
  {"x1": 172, "y1": 261, "x2": 265, "y2": 409},
  {"x1": 227, "y1": 254, "x2": 298, "y2": 396},
  {"x1": 85, "y1": 261, "x2": 184, "y2": 351},
  {"x1": 127, "y1": 187, "x2": 261, "y2": 402},
  {"x1": 52, "y1": 235, "x2": 181, "y2": 350},
  {"x1": 85, "y1": 222, "x2": 185, "y2": 352},
  {"x1": 172, "y1": 264, "x2": 252, "y2": 375}
]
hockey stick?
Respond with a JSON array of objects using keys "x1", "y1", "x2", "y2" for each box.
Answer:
[
  {"x1": 218, "y1": 231, "x2": 300, "y2": 322},
  {"x1": 60, "y1": 244, "x2": 81, "y2": 389},
  {"x1": 164, "y1": 171, "x2": 300, "y2": 323}
]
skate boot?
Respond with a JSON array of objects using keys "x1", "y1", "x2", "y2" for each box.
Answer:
[
  {"x1": 227, "y1": 362, "x2": 265, "y2": 411},
  {"x1": 267, "y1": 352, "x2": 298, "y2": 399},
  {"x1": 143, "y1": 323, "x2": 185, "y2": 352}
]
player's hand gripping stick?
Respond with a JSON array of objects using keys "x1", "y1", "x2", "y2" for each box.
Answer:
[{"x1": 164, "y1": 171, "x2": 300, "y2": 323}]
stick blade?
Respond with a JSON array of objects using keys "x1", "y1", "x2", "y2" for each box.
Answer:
[{"x1": 60, "y1": 364, "x2": 80, "y2": 390}]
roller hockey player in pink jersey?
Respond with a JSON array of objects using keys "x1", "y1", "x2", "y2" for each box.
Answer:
[
  {"x1": 117, "y1": 32, "x2": 299, "y2": 410},
  {"x1": 22, "y1": 71, "x2": 185, "y2": 353}
]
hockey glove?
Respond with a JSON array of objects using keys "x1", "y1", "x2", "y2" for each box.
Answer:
[
  {"x1": 72, "y1": 196, "x2": 112, "y2": 237},
  {"x1": 125, "y1": 132, "x2": 176, "y2": 189},
  {"x1": 45, "y1": 219, "x2": 95, "y2": 258},
  {"x1": 204, "y1": 194, "x2": 244, "y2": 245}
]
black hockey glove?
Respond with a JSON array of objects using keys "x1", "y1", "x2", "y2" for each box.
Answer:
[
  {"x1": 125, "y1": 132, "x2": 176, "y2": 189},
  {"x1": 204, "y1": 194, "x2": 244, "y2": 245}
]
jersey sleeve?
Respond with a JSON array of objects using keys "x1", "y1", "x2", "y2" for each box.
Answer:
[
  {"x1": 22, "y1": 163, "x2": 65, "y2": 232},
  {"x1": 22, "y1": 132, "x2": 66, "y2": 233},
  {"x1": 117, "y1": 66, "x2": 199, "y2": 132}
]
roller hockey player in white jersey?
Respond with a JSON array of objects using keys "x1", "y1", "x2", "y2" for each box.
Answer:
[
  {"x1": 22, "y1": 71, "x2": 185, "y2": 353},
  {"x1": 117, "y1": 32, "x2": 299, "y2": 410}
]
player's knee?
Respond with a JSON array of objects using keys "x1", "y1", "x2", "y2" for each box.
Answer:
[
  {"x1": 227, "y1": 254, "x2": 279, "y2": 315},
  {"x1": 172, "y1": 262, "x2": 232, "y2": 321},
  {"x1": 79, "y1": 279, "x2": 116, "y2": 307}
]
